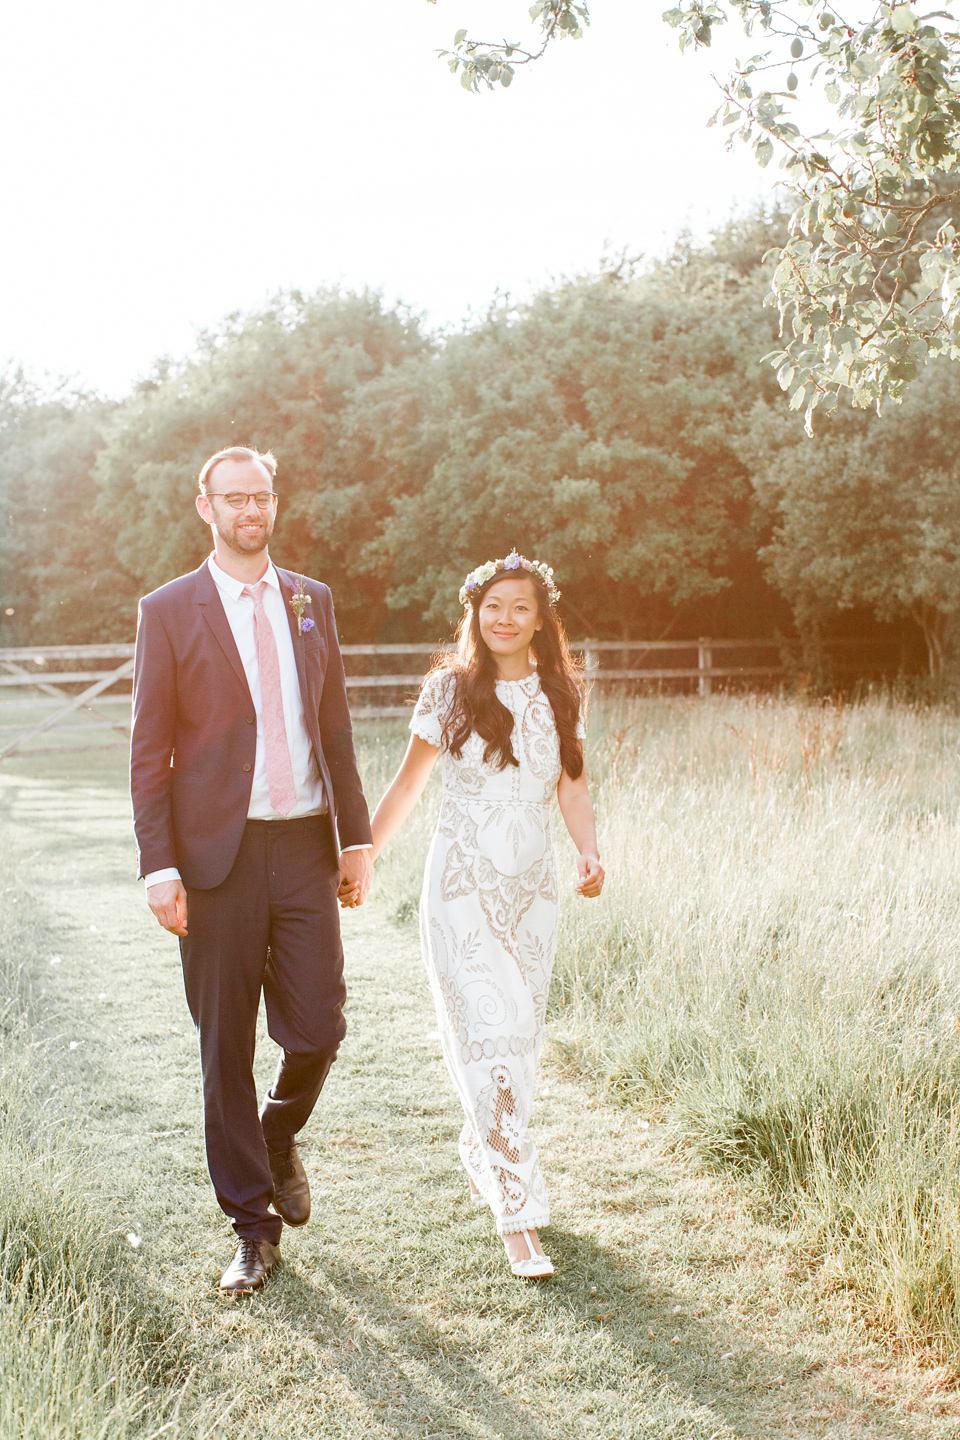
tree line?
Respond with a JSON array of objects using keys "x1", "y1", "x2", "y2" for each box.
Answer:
[{"x1": 2, "y1": 206, "x2": 959, "y2": 678}]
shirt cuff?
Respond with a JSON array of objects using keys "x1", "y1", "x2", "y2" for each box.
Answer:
[
  {"x1": 340, "y1": 844, "x2": 372, "y2": 853},
  {"x1": 144, "y1": 867, "x2": 181, "y2": 888}
]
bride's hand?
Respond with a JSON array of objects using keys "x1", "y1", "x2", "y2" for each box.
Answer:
[
  {"x1": 575, "y1": 853, "x2": 604, "y2": 898},
  {"x1": 337, "y1": 878, "x2": 360, "y2": 909}
]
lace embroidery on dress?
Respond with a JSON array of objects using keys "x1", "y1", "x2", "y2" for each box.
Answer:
[{"x1": 410, "y1": 670, "x2": 453, "y2": 749}]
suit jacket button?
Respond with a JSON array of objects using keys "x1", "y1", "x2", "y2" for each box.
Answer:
[
  {"x1": 246, "y1": 715, "x2": 255, "y2": 724},
  {"x1": 242, "y1": 763, "x2": 252, "y2": 772}
]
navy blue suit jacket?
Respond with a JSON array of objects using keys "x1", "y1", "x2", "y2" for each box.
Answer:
[{"x1": 130, "y1": 561, "x2": 372, "y2": 890}]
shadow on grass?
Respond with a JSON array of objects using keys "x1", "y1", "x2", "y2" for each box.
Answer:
[
  {"x1": 249, "y1": 1260, "x2": 557, "y2": 1440},
  {"x1": 537, "y1": 1225, "x2": 911, "y2": 1440},
  {"x1": 202, "y1": 1209, "x2": 915, "y2": 1434},
  {"x1": 226, "y1": 1216, "x2": 913, "y2": 1440}
]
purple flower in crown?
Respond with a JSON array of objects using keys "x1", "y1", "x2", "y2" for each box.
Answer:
[{"x1": 458, "y1": 549, "x2": 560, "y2": 607}]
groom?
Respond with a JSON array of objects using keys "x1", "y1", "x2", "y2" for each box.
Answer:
[{"x1": 130, "y1": 445, "x2": 373, "y2": 1295}]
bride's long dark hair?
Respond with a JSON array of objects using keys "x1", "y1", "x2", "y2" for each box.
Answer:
[{"x1": 432, "y1": 568, "x2": 585, "y2": 779}]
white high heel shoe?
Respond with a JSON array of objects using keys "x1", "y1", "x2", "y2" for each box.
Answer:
[{"x1": 505, "y1": 1229, "x2": 554, "y2": 1279}]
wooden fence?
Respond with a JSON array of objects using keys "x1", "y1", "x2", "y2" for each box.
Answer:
[{"x1": 0, "y1": 638, "x2": 785, "y2": 759}]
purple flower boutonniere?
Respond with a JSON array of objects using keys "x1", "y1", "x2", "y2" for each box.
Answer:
[{"x1": 290, "y1": 575, "x2": 313, "y2": 635}]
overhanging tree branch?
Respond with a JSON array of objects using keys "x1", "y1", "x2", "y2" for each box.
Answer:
[
  {"x1": 435, "y1": 0, "x2": 588, "y2": 91},
  {"x1": 439, "y1": 0, "x2": 960, "y2": 423}
]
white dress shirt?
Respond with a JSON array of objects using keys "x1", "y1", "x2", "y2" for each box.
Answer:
[{"x1": 145, "y1": 554, "x2": 368, "y2": 888}]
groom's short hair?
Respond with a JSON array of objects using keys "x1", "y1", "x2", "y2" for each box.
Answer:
[{"x1": 198, "y1": 446, "x2": 277, "y2": 493}]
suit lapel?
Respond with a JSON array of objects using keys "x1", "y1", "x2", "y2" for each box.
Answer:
[
  {"x1": 195, "y1": 562, "x2": 250, "y2": 696},
  {"x1": 277, "y1": 566, "x2": 336, "y2": 821},
  {"x1": 277, "y1": 567, "x2": 312, "y2": 709}
]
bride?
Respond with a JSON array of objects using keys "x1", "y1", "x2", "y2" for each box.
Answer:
[{"x1": 365, "y1": 550, "x2": 604, "y2": 1278}]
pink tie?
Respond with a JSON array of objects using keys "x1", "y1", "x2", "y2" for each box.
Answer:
[{"x1": 242, "y1": 582, "x2": 297, "y2": 817}]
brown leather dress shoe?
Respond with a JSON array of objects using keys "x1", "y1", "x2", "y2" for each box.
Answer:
[
  {"x1": 219, "y1": 1238, "x2": 281, "y2": 1296},
  {"x1": 267, "y1": 1140, "x2": 311, "y2": 1226}
]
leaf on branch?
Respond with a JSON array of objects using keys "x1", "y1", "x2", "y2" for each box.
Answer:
[{"x1": 890, "y1": 4, "x2": 918, "y2": 34}]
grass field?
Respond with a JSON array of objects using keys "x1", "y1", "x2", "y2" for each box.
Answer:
[{"x1": 3, "y1": 693, "x2": 960, "y2": 1436}]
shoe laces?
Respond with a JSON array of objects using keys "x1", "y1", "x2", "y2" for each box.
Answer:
[
  {"x1": 235, "y1": 1237, "x2": 261, "y2": 1264},
  {"x1": 271, "y1": 1148, "x2": 297, "y2": 1181}
]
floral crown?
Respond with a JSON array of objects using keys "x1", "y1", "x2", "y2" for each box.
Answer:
[{"x1": 459, "y1": 549, "x2": 560, "y2": 607}]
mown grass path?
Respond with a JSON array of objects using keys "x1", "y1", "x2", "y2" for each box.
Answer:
[{"x1": 1, "y1": 758, "x2": 957, "y2": 1440}]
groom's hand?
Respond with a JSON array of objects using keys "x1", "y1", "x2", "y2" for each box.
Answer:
[
  {"x1": 338, "y1": 848, "x2": 373, "y2": 909},
  {"x1": 147, "y1": 878, "x2": 189, "y2": 936}
]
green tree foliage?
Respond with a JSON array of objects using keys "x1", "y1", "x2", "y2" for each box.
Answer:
[
  {"x1": 8, "y1": 206, "x2": 959, "y2": 676},
  {"x1": 0, "y1": 375, "x2": 126, "y2": 645},
  {"x1": 667, "y1": 2, "x2": 960, "y2": 425},
  {"x1": 93, "y1": 290, "x2": 430, "y2": 637},
  {"x1": 81, "y1": 218, "x2": 785, "y2": 644},
  {"x1": 447, "y1": 1, "x2": 960, "y2": 420},
  {"x1": 747, "y1": 359, "x2": 960, "y2": 676},
  {"x1": 365, "y1": 227, "x2": 783, "y2": 636}
]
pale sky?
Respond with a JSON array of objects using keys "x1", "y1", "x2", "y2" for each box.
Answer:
[{"x1": 0, "y1": 1, "x2": 778, "y2": 397}]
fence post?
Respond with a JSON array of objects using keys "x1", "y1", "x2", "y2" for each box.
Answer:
[
  {"x1": 583, "y1": 642, "x2": 600, "y2": 690},
  {"x1": 698, "y1": 637, "x2": 712, "y2": 698}
]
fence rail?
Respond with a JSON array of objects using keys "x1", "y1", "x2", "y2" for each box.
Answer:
[{"x1": 0, "y1": 638, "x2": 785, "y2": 758}]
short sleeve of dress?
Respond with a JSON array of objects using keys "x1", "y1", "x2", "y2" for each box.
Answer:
[{"x1": 409, "y1": 671, "x2": 452, "y2": 749}]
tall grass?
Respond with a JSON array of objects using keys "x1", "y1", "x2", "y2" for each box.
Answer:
[
  {"x1": 0, "y1": 870, "x2": 224, "y2": 1439},
  {"x1": 552, "y1": 694, "x2": 960, "y2": 1365},
  {"x1": 356, "y1": 694, "x2": 960, "y2": 1366}
]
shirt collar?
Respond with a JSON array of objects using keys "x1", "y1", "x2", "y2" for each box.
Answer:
[{"x1": 207, "y1": 553, "x2": 280, "y2": 602}]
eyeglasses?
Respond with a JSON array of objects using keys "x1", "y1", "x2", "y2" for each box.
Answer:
[{"x1": 204, "y1": 491, "x2": 277, "y2": 510}]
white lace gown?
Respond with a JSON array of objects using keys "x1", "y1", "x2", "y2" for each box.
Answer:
[{"x1": 410, "y1": 669, "x2": 581, "y2": 1236}]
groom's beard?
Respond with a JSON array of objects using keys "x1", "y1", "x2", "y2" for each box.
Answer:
[{"x1": 216, "y1": 509, "x2": 275, "y2": 556}]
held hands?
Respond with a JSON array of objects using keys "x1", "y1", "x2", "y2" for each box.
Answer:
[
  {"x1": 576, "y1": 853, "x2": 604, "y2": 899},
  {"x1": 146, "y1": 878, "x2": 189, "y2": 936},
  {"x1": 337, "y1": 848, "x2": 374, "y2": 909}
]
